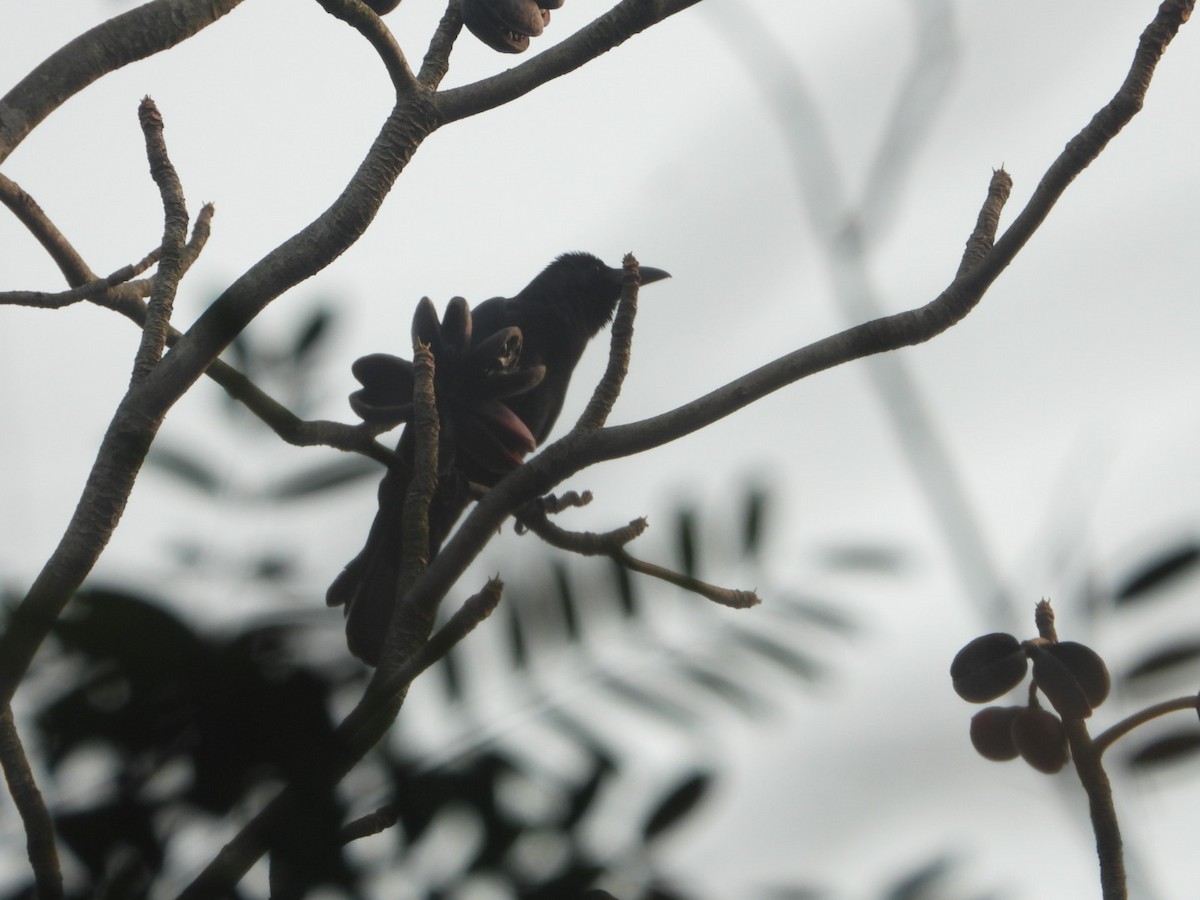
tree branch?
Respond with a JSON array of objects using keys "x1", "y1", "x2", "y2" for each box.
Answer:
[
  {"x1": 418, "y1": 1, "x2": 464, "y2": 88},
  {"x1": 0, "y1": 706, "x2": 62, "y2": 900},
  {"x1": 435, "y1": 0, "x2": 703, "y2": 123},
  {"x1": 130, "y1": 97, "x2": 188, "y2": 383},
  {"x1": 314, "y1": 0, "x2": 417, "y2": 94},
  {"x1": 180, "y1": 578, "x2": 504, "y2": 897},
  {"x1": 0, "y1": 0, "x2": 246, "y2": 164}
]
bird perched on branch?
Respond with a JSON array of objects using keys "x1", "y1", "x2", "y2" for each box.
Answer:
[{"x1": 327, "y1": 253, "x2": 670, "y2": 665}]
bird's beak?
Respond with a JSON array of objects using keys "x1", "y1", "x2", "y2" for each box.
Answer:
[{"x1": 636, "y1": 266, "x2": 671, "y2": 286}]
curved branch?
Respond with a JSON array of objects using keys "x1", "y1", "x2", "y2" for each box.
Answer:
[
  {"x1": 435, "y1": 0, "x2": 703, "y2": 123},
  {"x1": 0, "y1": 0, "x2": 245, "y2": 164},
  {"x1": 1093, "y1": 695, "x2": 1200, "y2": 757},
  {"x1": 0, "y1": 707, "x2": 61, "y2": 900},
  {"x1": 314, "y1": 0, "x2": 417, "y2": 93},
  {"x1": 130, "y1": 98, "x2": 188, "y2": 382}
]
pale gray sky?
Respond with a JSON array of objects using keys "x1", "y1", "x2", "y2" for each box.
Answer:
[{"x1": 3, "y1": 2, "x2": 1200, "y2": 897}]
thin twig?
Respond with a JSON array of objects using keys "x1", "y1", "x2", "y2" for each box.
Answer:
[
  {"x1": 574, "y1": 253, "x2": 641, "y2": 432},
  {"x1": 130, "y1": 97, "x2": 188, "y2": 383},
  {"x1": 1092, "y1": 695, "x2": 1200, "y2": 757},
  {"x1": 957, "y1": 169, "x2": 1013, "y2": 276},
  {"x1": 517, "y1": 503, "x2": 760, "y2": 609},
  {"x1": 314, "y1": 0, "x2": 417, "y2": 94},
  {"x1": 0, "y1": 0, "x2": 246, "y2": 163},
  {"x1": 1064, "y1": 718, "x2": 1126, "y2": 900},
  {"x1": 0, "y1": 706, "x2": 62, "y2": 900},
  {"x1": 378, "y1": 340, "x2": 441, "y2": 670},
  {"x1": 0, "y1": 250, "x2": 161, "y2": 309},
  {"x1": 419, "y1": 1, "x2": 463, "y2": 87},
  {"x1": 435, "y1": 0, "x2": 703, "y2": 123}
]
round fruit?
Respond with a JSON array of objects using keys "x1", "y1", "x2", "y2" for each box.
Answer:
[
  {"x1": 1046, "y1": 641, "x2": 1110, "y2": 709},
  {"x1": 1012, "y1": 707, "x2": 1069, "y2": 774},
  {"x1": 1028, "y1": 644, "x2": 1093, "y2": 720},
  {"x1": 969, "y1": 706, "x2": 1021, "y2": 761},
  {"x1": 951, "y1": 633, "x2": 1027, "y2": 702}
]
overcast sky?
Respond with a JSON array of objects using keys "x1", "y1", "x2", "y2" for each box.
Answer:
[{"x1": 3, "y1": 2, "x2": 1200, "y2": 897}]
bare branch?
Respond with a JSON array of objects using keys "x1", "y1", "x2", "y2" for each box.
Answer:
[
  {"x1": 0, "y1": 706, "x2": 62, "y2": 900},
  {"x1": 517, "y1": 502, "x2": 759, "y2": 608},
  {"x1": 0, "y1": 174, "x2": 94, "y2": 285},
  {"x1": 573, "y1": 253, "x2": 642, "y2": 432},
  {"x1": 130, "y1": 98, "x2": 188, "y2": 382},
  {"x1": 435, "y1": 0, "x2": 703, "y2": 123},
  {"x1": 378, "y1": 340, "x2": 442, "y2": 669},
  {"x1": 0, "y1": 250, "x2": 161, "y2": 309},
  {"x1": 419, "y1": 1, "x2": 464, "y2": 88},
  {"x1": 314, "y1": 0, "x2": 417, "y2": 94},
  {"x1": 0, "y1": 0, "x2": 245, "y2": 163}
]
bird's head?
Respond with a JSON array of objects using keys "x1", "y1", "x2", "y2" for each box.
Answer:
[{"x1": 521, "y1": 252, "x2": 670, "y2": 337}]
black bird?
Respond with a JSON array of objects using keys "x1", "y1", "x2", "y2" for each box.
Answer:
[{"x1": 327, "y1": 253, "x2": 670, "y2": 665}]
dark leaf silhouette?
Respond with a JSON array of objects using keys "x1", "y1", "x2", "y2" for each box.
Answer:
[
  {"x1": 742, "y1": 482, "x2": 768, "y2": 560},
  {"x1": 553, "y1": 560, "x2": 581, "y2": 643},
  {"x1": 675, "y1": 505, "x2": 699, "y2": 579},
  {"x1": 1114, "y1": 541, "x2": 1200, "y2": 603},
  {"x1": 724, "y1": 627, "x2": 823, "y2": 681},
  {"x1": 264, "y1": 455, "x2": 381, "y2": 500},
  {"x1": 291, "y1": 304, "x2": 334, "y2": 362},
  {"x1": 145, "y1": 442, "x2": 224, "y2": 494},
  {"x1": 882, "y1": 854, "x2": 953, "y2": 900},
  {"x1": 642, "y1": 770, "x2": 713, "y2": 842},
  {"x1": 1125, "y1": 731, "x2": 1200, "y2": 769},
  {"x1": 1123, "y1": 640, "x2": 1200, "y2": 682},
  {"x1": 819, "y1": 542, "x2": 908, "y2": 573},
  {"x1": 608, "y1": 556, "x2": 638, "y2": 617}
]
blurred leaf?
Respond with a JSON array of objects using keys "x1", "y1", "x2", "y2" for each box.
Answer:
[
  {"x1": 775, "y1": 592, "x2": 857, "y2": 634},
  {"x1": 291, "y1": 305, "x2": 335, "y2": 362},
  {"x1": 440, "y1": 644, "x2": 464, "y2": 702},
  {"x1": 252, "y1": 553, "x2": 294, "y2": 581},
  {"x1": 675, "y1": 506, "x2": 699, "y2": 579},
  {"x1": 1124, "y1": 640, "x2": 1200, "y2": 681},
  {"x1": 882, "y1": 855, "x2": 953, "y2": 900},
  {"x1": 642, "y1": 770, "x2": 712, "y2": 842},
  {"x1": 759, "y1": 889, "x2": 826, "y2": 900},
  {"x1": 742, "y1": 482, "x2": 768, "y2": 560},
  {"x1": 1115, "y1": 541, "x2": 1200, "y2": 603},
  {"x1": 56, "y1": 798, "x2": 162, "y2": 884},
  {"x1": 264, "y1": 455, "x2": 381, "y2": 499},
  {"x1": 673, "y1": 658, "x2": 772, "y2": 717},
  {"x1": 553, "y1": 560, "x2": 580, "y2": 643},
  {"x1": 1125, "y1": 731, "x2": 1200, "y2": 769},
  {"x1": 561, "y1": 754, "x2": 615, "y2": 831},
  {"x1": 145, "y1": 443, "x2": 224, "y2": 494},
  {"x1": 503, "y1": 600, "x2": 529, "y2": 670},
  {"x1": 608, "y1": 556, "x2": 638, "y2": 617},
  {"x1": 724, "y1": 627, "x2": 822, "y2": 681},
  {"x1": 595, "y1": 672, "x2": 699, "y2": 727},
  {"x1": 818, "y1": 542, "x2": 907, "y2": 573}
]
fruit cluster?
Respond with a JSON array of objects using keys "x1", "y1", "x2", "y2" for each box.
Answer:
[{"x1": 951, "y1": 628, "x2": 1110, "y2": 774}]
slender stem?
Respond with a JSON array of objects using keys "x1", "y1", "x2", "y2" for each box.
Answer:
[
  {"x1": 0, "y1": 707, "x2": 62, "y2": 900},
  {"x1": 1064, "y1": 718, "x2": 1126, "y2": 899},
  {"x1": 1093, "y1": 695, "x2": 1200, "y2": 757}
]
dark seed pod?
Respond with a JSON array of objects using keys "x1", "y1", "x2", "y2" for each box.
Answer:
[
  {"x1": 1028, "y1": 644, "x2": 1093, "y2": 720},
  {"x1": 411, "y1": 297, "x2": 443, "y2": 352},
  {"x1": 1045, "y1": 641, "x2": 1110, "y2": 709},
  {"x1": 969, "y1": 706, "x2": 1021, "y2": 761},
  {"x1": 439, "y1": 296, "x2": 472, "y2": 355},
  {"x1": 461, "y1": 0, "x2": 549, "y2": 53},
  {"x1": 1012, "y1": 707, "x2": 1069, "y2": 774},
  {"x1": 951, "y1": 633, "x2": 1027, "y2": 703}
]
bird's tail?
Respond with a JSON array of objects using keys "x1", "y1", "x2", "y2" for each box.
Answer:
[{"x1": 326, "y1": 463, "x2": 470, "y2": 665}]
